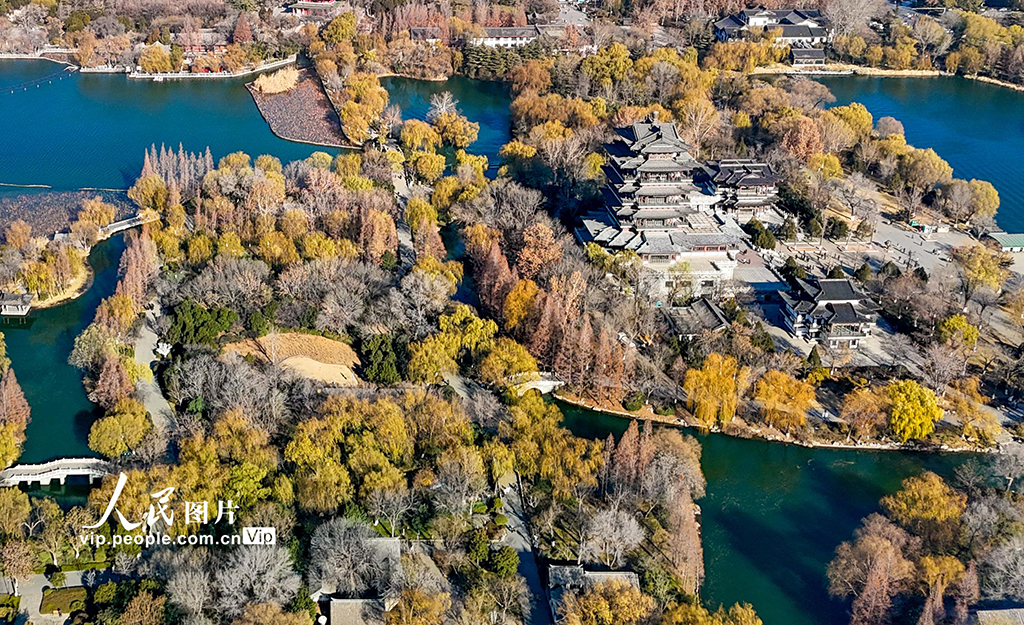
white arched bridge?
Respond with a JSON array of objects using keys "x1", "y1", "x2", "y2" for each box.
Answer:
[
  {"x1": 0, "y1": 458, "x2": 111, "y2": 488},
  {"x1": 98, "y1": 213, "x2": 160, "y2": 240},
  {"x1": 507, "y1": 372, "x2": 565, "y2": 396}
]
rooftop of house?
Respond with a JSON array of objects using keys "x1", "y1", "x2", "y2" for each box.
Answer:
[
  {"x1": 328, "y1": 599, "x2": 384, "y2": 625},
  {"x1": 408, "y1": 26, "x2": 441, "y2": 39},
  {"x1": 704, "y1": 159, "x2": 780, "y2": 188},
  {"x1": 479, "y1": 26, "x2": 541, "y2": 38},
  {"x1": 715, "y1": 7, "x2": 822, "y2": 31},
  {"x1": 578, "y1": 211, "x2": 743, "y2": 254},
  {"x1": 666, "y1": 297, "x2": 731, "y2": 337},
  {"x1": 974, "y1": 608, "x2": 1024, "y2": 625},
  {"x1": 780, "y1": 278, "x2": 879, "y2": 319},
  {"x1": 0, "y1": 292, "x2": 33, "y2": 306},
  {"x1": 791, "y1": 48, "x2": 827, "y2": 59},
  {"x1": 988, "y1": 231, "x2": 1024, "y2": 249}
]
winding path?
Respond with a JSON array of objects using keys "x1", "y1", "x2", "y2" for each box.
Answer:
[{"x1": 133, "y1": 308, "x2": 174, "y2": 442}]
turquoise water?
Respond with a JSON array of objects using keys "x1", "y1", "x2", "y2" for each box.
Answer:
[
  {"x1": 3, "y1": 236, "x2": 125, "y2": 463},
  {"x1": 0, "y1": 62, "x2": 511, "y2": 194},
  {"x1": 817, "y1": 75, "x2": 1024, "y2": 233},
  {"x1": 560, "y1": 403, "x2": 970, "y2": 625},
  {"x1": 381, "y1": 75, "x2": 512, "y2": 174}
]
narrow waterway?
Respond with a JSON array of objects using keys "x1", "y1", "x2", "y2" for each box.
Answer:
[
  {"x1": 560, "y1": 403, "x2": 970, "y2": 625},
  {"x1": 3, "y1": 235, "x2": 125, "y2": 463},
  {"x1": 816, "y1": 75, "x2": 1024, "y2": 233}
]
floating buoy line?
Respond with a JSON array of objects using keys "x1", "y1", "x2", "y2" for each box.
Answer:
[{"x1": 1, "y1": 66, "x2": 76, "y2": 96}]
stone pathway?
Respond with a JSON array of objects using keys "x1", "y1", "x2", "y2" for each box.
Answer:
[
  {"x1": 502, "y1": 477, "x2": 553, "y2": 625},
  {"x1": 133, "y1": 308, "x2": 174, "y2": 439}
]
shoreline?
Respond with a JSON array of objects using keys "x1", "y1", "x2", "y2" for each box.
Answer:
[
  {"x1": 553, "y1": 392, "x2": 991, "y2": 455},
  {"x1": 754, "y1": 62, "x2": 1024, "y2": 93},
  {"x1": 32, "y1": 263, "x2": 95, "y2": 311}
]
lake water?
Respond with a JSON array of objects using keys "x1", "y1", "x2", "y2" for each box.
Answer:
[
  {"x1": 560, "y1": 403, "x2": 969, "y2": 625},
  {"x1": 817, "y1": 75, "x2": 1024, "y2": 233},
  {"x1": 0, "y1": 61, "x2": 511, "y2": 194},
  {"x1": 3, "y1": 235, "x2": 125, "y2": 463}
]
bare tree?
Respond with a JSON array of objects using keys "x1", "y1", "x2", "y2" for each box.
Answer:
[
  {"x1": 214, "y1": 546, "x2": 299, "y2": 618},
  {"x1": 167, "y1": 568, "x2": 213, "y2": 621},
  {"x1": 427, "y1": 91, "x2": 458, "y2": 121},
  {"x1": 993, "y1": 442, "x2": 1024, "y2": 492},
  {"x1": 433, "y1": 447, "x2": 487, "y2": 516},
  {"x1": 581, "y1": 507, "x2": 643, "y2": 569},
  {"x1": 822, "y1": 0, "x2": 884, "y2": 35},
  {"x1": 980, "y1": 535, "x2": 1024, "y2": 601},
  {"x1": 923, "y1": 343, "x2": 962, "y2": 395},
  {"x1": 367, "y1": 486, "x2": 415, "y2": 537},
  {"x1": 308, "y1": 517, "x2": 394, "y2": 598}
]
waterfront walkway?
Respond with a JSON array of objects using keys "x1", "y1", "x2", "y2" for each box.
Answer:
[
  {"x1": 0, "y1": 458, "x2": 110, "y2": 488},
  {"x1": 127, "y1": 55, "x2": 296, "y2": 80}
]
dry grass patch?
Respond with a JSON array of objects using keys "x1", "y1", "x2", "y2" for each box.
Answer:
[
  {"x1": 253, "y1": 66, "x2": 299, "y2": 94},
  {"x1": 224, "y1": 332, "x2": 360, "y2": 386}
]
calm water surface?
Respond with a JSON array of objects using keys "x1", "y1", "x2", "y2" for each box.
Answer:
[
  {"x1": 0, "y1": 61, "x2": 510, "y2": 193},
  {"x1": 3, "y1": 236, "x2": 125, "y2": 463},
  {"x1": 560, "y1": 403, "x2": 969, "y2": 625},
  {"x1": 817, "y1": 75, "x2": 1024, "y2": 233}
]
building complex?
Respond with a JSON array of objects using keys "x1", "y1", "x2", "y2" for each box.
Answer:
[
  {"x1": 575, "y1": 113, "x2": 778, "y2": 298},
  {"x1": 714, "y1": 7, "x2": 830, "y2": 47}
]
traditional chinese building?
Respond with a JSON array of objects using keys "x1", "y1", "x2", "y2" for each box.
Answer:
[
  {"x1": 778, "y1": 278, "x2": 878, "y2": 348},
  {"x1": 0, "y1": 292, "x2": 32, "y2": 316},
  {"x1": 714, "y1": 8, "x2": 829, "y2": 47},
  {"x1": 701, "y1": 159, "x2": 780, "y2": 222},
  {"x1": 470, "y1": 26, "x2": 541, "y2": 48},
  {"x1": 289, "y1": 0, "x2": 340, "y2": 18},
  {"x1": 576, "y1": 113, "x2": 743, "y2": 297}
]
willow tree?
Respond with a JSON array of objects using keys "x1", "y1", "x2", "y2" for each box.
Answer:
[{"x1": 682, "y1": 353, "x2": 750, "y2": 429}]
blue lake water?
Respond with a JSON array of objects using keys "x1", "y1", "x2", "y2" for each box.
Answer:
[{"x1": 817, "y1": 75, "x2": 1024, "y2": 233}]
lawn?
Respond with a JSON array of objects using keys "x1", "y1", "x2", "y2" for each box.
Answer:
[{"x1": 39, "y1": 587, "x2": 87, "y2": 615}]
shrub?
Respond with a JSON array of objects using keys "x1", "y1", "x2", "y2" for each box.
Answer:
[
  {"x1": 623, "y1": 392, "x2": 645, "y2": 411},
  {"x1": 472, "y1": 502, "x2": 488, "y2": 515},
  {"x1": 253, "y1": 66, "x2": 300, "y2": 94},
  {"x1": 488, "y1": 546, "x2": 520, "y2": 578},
  {"x1": 493, "y1": 513, "x2": 508, "y2": 527},
  {"x1": 490, "y1": 497, "x2": 503, "y2": 512}
]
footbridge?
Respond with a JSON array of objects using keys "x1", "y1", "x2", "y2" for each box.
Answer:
[
  {"x1": 0, "y1": 458, "x2": 111, "y2": 488},
  {"x1": 98, "y1": 212, "x2": 159, "y2": 240},
  {"x1": 508, "y1": 372, "x2": 565, "y2": 396}
]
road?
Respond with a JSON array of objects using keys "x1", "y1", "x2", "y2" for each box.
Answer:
[{"x1": 503, "y1": 476, "x2": 553, "y2": 625}]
